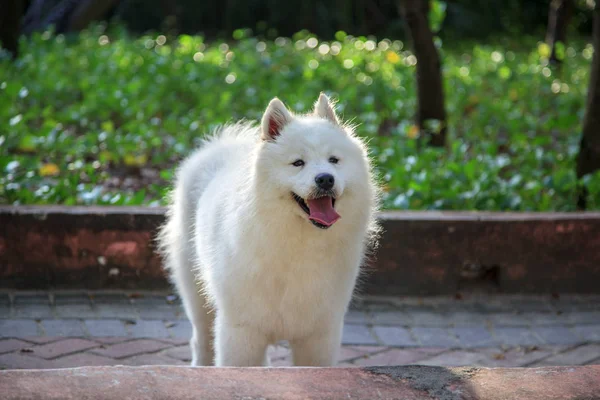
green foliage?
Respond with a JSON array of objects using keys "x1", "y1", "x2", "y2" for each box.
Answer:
[
  {"x1": 0, "y1": 25, "x2": 598, "y2": 210},
  {"x1": 429, "y1": 0, "x2": 447, "y2": 34}
]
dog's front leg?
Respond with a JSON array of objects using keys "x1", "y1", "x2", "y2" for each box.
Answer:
[
  {"x1": 214, "y1": 315, "x2": 269, "y2": 366},
  {"x1": 291, "y1": 319, "x2": 344, "y2": 366}
]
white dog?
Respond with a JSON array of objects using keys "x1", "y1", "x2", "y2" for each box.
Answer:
[{"x1": 158, "y1": 93, "x2": 379, "y2": 366}]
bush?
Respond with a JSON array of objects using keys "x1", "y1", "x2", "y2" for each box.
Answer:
[{"x1": 1, "y1": 25, "x2": 599, "y2": 210}]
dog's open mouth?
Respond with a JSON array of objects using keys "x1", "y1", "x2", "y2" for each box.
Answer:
[{"x1": 292, "y1": 193, "x2": 340, "y2": 229}]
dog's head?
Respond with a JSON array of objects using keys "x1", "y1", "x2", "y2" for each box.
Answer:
[{"x1": 255, "y1": 93, "x2": 375, "y2": 230}]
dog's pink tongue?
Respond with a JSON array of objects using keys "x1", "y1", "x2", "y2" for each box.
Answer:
[{"x1": 307, "y1": 197, "x2": 340, "y2": 226}]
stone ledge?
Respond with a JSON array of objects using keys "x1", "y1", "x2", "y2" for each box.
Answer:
[
  {"x1": 2, "y1": 206, "x2": 600, "y2": 295},
  {"x1": 0, "y1": 365, "x2": 599, "y2": 400}
]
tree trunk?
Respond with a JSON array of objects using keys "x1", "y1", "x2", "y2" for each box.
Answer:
[
  {"x1": 398, "y1": 0, "x2": 447, "y2": 147},
  {"x1": 546, "y1": 0, "x2": 573, "y2": 66},
  {"x1": 0, "y1": 0, "x2": 25, "y2": 59},
  {"x1": 68, "y1": 0, "x2": 121, "y2": 32},
  {"x1": 160, "y1": 0, "x2": 180, "y2": 35},
  {"x1": 576, "y1": 3, "x2": 600, "y2": 209},
  {"x1": 22, "y1": 0, "x2": 46, "y2": 35},
  {"x1": 23, "y1": 0, "x2": 80, "y2": 34}
]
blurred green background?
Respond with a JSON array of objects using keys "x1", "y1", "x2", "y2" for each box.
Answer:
[{"x1": 1, "y1": 0, "x2": 599, "y2": 210}]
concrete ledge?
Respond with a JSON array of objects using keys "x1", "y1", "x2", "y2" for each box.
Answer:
[
  {"x1": 1, "y1": 365, "x2": 599, "y2": 399},
  {"x1": 1, "y1": 206, "x2": 600, "y2": 295}
]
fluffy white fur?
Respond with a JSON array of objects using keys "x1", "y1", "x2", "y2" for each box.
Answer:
[{"x1": 158, "y1": 93, "x2": 379, "y2": 366}]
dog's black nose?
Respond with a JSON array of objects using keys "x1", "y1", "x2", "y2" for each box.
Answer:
[{"x1": 315, "y1": 173, "x2": 335, "y2": 190}]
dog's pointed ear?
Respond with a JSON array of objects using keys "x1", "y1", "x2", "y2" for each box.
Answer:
[
  {"x1": 261, "y1": 97, "x2": 293, "y2": 141},
  {"x1": 314, "y1": 92, "x2": 340, "y2": 125}
]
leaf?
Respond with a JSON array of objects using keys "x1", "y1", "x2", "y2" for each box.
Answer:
[
  {"x1": 123, "y1": 154, "x2": 148, "y2": 167},
  {"x1": 428, "y1": 1, "x2": 447, "y2": 33},
  {"x1": 131, "y1": 189, "x2": 146, "y2": 204},
  {"x1": 554, "y1": 41, "x2": 566, "y2": 61},
  {"x1": 10, "y1": 114, "x2": 23, "y2": 126},
  {"x1": 39, "y1": 163, "x2": 60, "y2": 177},
  {"x1": 537, "y1": 43, "x2": 551, "y2": 59},
  {"x1": 101, "y1": 121, "x2": 115, "y2": 133},
  {"x1": 386, "y1": 51, "x2": 400, "y2": 64},
  {"x1": 17, "y1": 135, "x2": 37, "y2": 153},
  {"x1": 99, "y1": 151, "x2": 114, "y2": 164},
  {"x1": 407, "y1": 125, "x2": 419, "y2": 139},
  {"x1": 498, "y1": 66, "x2": 511, "y2": 80}
]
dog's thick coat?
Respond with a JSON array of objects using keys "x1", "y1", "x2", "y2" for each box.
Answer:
[{"x1": 158, "y1": 94, "x2": 379, "y2": 366}]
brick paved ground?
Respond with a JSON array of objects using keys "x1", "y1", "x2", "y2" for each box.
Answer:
[{"x1": 0, "y1": 291, "x2": 599, "y2": 369}]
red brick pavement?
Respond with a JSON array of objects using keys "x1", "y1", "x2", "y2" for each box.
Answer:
[
  {"x1": 1, "y1": 337, "x2": 599, "y2": 370},
  {"x1": 1, "y1": 292, "x2": 599, "y2": 370}
]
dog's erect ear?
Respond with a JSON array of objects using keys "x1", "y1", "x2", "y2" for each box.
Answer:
[
  {"x1": 261, "y1": 98, "x2": 293, "y2": 141},
  {"x1": 314, "y1": 92, "x2": 340, "y2": 125}
]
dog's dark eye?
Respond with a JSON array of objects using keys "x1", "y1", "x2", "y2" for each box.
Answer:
[
  {"x1": 292, "y1": 159, "x2": 305, "y2": 167},
  {"x1": 329, "y1": 156, "x2": 339, "y2": 164}
]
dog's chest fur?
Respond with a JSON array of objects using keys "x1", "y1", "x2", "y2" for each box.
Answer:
[{"x1": 210, "y1": 212, "x2": 362, "y2": 341}]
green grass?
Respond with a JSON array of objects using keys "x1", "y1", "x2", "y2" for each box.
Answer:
[{"x1": 1, "y1": 25, "x2": 600, "y2": 210}]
